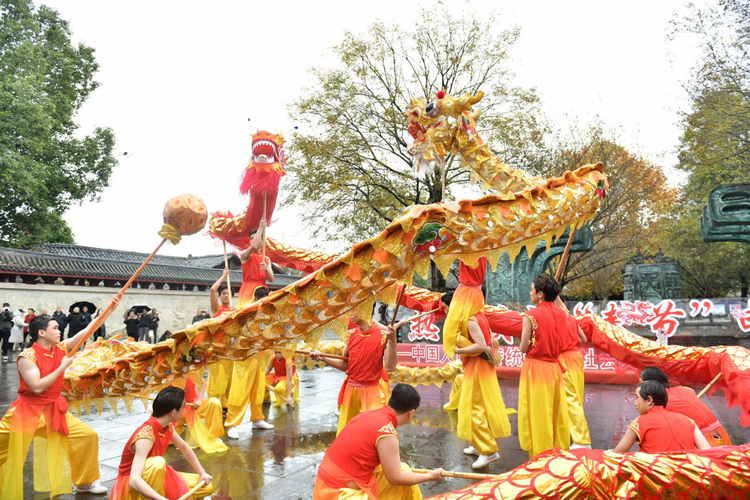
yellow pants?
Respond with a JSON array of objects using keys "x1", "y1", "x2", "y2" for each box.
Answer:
[
  {"x1": 0, "y1": 407, "x2": 100, "y2": 490},
  {"x1": 518, "y1": 357, "x2": 570, "y2": 459},
  {"x1": 197, "y1": 397, "x2": 225, "y2": 437},
  {"x1": 207, "y1": 359, "x2": 233, "y2": 408},
  {"x1": 269, "y1": 375, "x2": 300, "y2": 408},
  {"x1": 443, "y1": 374, "x2": 463, "y2": 411},
  {"x1": 337, "y1": 384, "x2": 387, "y2": 435},
  {"x1": 124, "y1": 456, "x2": 214, "y2": 500},
  {"x1": 560, "y1": 350, "x2": 591, "y2": 446},
  {"x1": 312, "y1": 463, "x2": 422, "y2": 499},
  {"x1": 225, "y1": 356, "x2": 266, "y2": 427}
]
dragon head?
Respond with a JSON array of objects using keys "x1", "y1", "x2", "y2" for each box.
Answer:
[
  {"x1": 249, "y1": 130, "x2": 287, "y2": 171},
  {"x1": 404, "y1": 91, "x2": 484, "y2": 174}
]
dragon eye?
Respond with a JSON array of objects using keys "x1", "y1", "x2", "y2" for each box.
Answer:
[
  {"x1": 425, "y1": 102, "x2": 435, "y2": 114},
  {"x1": 425, "y1": 102, "x2": 440, "y2": 118}
]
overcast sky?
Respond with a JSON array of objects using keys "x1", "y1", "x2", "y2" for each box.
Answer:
[{"x1": 42, "y1": 0, "x2": 706, "y2": 258}]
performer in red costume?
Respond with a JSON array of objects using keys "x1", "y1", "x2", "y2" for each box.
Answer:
[
  {"x1": 639, "y1": 366, "x2": 733, "y2": 447},
  {"x1": 0, "y1": 314, "x2": 111, "y2": 497},
  {"x1": 555, "y1": 297, "x2": 591, "y2": 449},
  {"x1": 111, "y1": 387, "x2": 214, "y2": 500},
  {"x1": 237, "y1": 220, "x2": 274, "y2": 307},
  {"x1": 265, "y1": 350, "x2": 300, "y2": 408},
  {"x1": 442, "y1": 291, "x2": 511, "y2": 469},
  {"x1": 311, "y1": 309, "x2": 398, "y2": 435},
  {"x1": 210, "y1": 268, "x2": 236, "y2": 318},
  {"x1": 613, "y1": 380, "x2": 710, "y2": 453},
  {"x1": 442, "y1": 256, "x2": 487, "y2": 358},
  {"x1": 313, "y1": 384, "x2": 444, "y2": 500},
  {"x1": 519, "y1": 274, "x2": 570, "y2": 459}
]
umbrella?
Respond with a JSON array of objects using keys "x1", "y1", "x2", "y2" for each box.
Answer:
[
  {"x1": 69, "y1": 301, "x2": 96, "y2": 314},
  {"x1": 130, "y1": 304, "x2": 152, "y2": 313}
]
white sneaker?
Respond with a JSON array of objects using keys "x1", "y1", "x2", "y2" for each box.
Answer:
[
  {"x1": 472, "y1": 452, "x2": 500, "y2": 469},
  {"x1": 463, "y1": 445, "x2": 479, "y2": 456},
  {"x1": 226, "y1": 426, "x2": 240, "y2": 439},
  {"x1": 443, "y1": 403, "x2": 455, "y2": 410},
  {"x1": 334, "y1": 408, "x2": 340, "y2": 416},
  {"x1": 570, "y1": 443, "x2": 591, "y2": 450},
  {"x1": 76, "y1": 481, "x2": 107, "y2": 494},
  {"x1": 252, "y1": 419, "x2": 274, "y2": 429},
  {"x1": 2, "y1": 356, "x2": 7, "y2": 362}
]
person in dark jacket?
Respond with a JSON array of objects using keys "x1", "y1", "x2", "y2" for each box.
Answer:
[
  {"x1": 92, "y1": 309, "x2": 106, "y2": 341},
  {"x1": 67, "y1": 307, "x2": 83, "y2": 337},
  {"x1": 150, "y1": 309, "x2": 160, "y2": 341},
  {"x1": 53, "y1": 307, "x2": 68, "y2": 339},
  {"x1": 81, "y1": 306, "x2": 92, "y2": 330},
  {"x1": 124, "y1": 310, "x2": 139, "y2": 340},
  {"x1": 137, "y1": 308, "x2": 152, "y2": 343},
  {"x1": 0, "y1": 303, "x2": 13, "y2": 362}
]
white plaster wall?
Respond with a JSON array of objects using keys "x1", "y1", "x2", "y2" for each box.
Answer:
[{"x1": 0, "y1": 283, "x2": 211, "y2": 337}]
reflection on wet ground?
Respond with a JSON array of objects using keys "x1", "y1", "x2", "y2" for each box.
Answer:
[{"x1": 1, "y1": 360, "x2": 747, "y2": 499}]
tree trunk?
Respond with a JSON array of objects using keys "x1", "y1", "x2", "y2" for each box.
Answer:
[{"x1": 430, "y1": 261, "x2": 446, "y2": 292}]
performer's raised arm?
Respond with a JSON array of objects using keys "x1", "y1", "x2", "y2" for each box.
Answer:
[
  {"x1": 241, "y1": 219, "x2": 267, "y2": 262},
  {"x1": 210, "y1": 268, "x2": 230, "y2": 316},
  {"x1": 383, "y1": 325, "x2": 398, "y2": 373}
]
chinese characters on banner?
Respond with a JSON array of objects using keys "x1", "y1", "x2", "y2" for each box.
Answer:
[
  {"x1": 731, "y1": 300, "x2": 750, "y2": 333},
  {"x1": 407, "y1": 314, "x2": 441, "y2": 342},
  {"x1": 600, "y1": 300, "x2": 686, "y2": 337},
  {"x1": 397, "y1": 344, "x2": 632, "y2": 374}
]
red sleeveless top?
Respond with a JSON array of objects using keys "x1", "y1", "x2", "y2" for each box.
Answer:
[
  {"x1": 118, "y1": 416, "x2": 174, "y2": 476},
  {"x1": 525, "y1": 301, "x2": 566, "y2": 362},
  {"x1": 458, "y1": 256, "x2": 487, "y2": 287},
  {"x1": 347, "y1": 325, "x2": 386, "y2": 386}
]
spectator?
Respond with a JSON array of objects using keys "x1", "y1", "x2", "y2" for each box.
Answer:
[
  {"x1": 0, "y1": 303, "x2": 13, "y2": 362},
  {"x1": 124, "y1": 310, "x2": 139, "y2": 340},
  {"x1": 192, "y1": 308, "x2": 203, "y2": 324},
  {"x1": 9, "y1": 310, "x2": 27, "y2": 355},
  {"x1": 41, "y1": 308, "x2": 48, "y2": 315},
  {"x1": 67, "y1": 307, "x2": 83, "y2": 337},
  {"x1": 23, "y1": 308, "x2": 36, "y2": 344},
  {"x1": 137, "y1": 308, "x2": 152, "y2": 343},
  {"x1": 53, "y1": 307, "x2": 68, "y2": 339},
  {"x1": 81, "y1": 306, "x2": 92, "y2": 330},
  {"x1": 150, "y1": 308, "x2": 160, "y2": 340},
  {"x1": 92, "y1": 308, "x2": 106, "y2": 341}
]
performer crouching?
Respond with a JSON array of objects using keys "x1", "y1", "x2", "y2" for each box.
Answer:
[
  {"x1": 0, "y1": 314, "x2": 108, "y2": 497},
  {"x1": 313, "y1": 383, "x2": 444, "y2": 499},
  {"x1": 111, "y1": 387, "x2": 213, "y2": 500}
]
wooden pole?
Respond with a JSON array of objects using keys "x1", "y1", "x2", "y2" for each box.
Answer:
[
  {"x1": 697, "y1": 372, "x2": 722, "y2": 399},
  {"x1": 401, "y1": 308, "x2": 440, "y2": 325},
  {"x1": 441, "y1": 161, "x2": 446, "y2": 203},
  {"x1": 295, "y1": 350, "x2": 348, "y2": 361},
  {"x1": 223, "y1": 241, "x2": 233, "y2": 308},
  {"x1": 177, "y1": 480, "x2": 206, "y2": 500},
  {"x1": 390, "y1": 285, "x2": 407, "y2": 327},
  {"x1": 67, "y1": 238, "x2": 168, "y2": 357},
  {"x1": 411, "y1": 468, "x2": 493, "y2": 480},
  {"x1": 261, "y1": 192, "x2": 267, "y2": 262},
  {"x1": 554, "y1": 226, "x2": 577, "y2": 282}
]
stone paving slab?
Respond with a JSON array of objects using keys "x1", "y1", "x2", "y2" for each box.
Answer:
[{"x1": 1, "y1": 359, "x2": 748, "y2": 499}]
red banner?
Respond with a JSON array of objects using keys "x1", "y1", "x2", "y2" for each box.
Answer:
[{"x1": 397, "y1": 343, "x2": 640, "y2": 385}]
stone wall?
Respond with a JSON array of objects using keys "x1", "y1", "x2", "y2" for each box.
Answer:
[{"x1": 0, "y1": 282, "x2": 212, "y2": 337}]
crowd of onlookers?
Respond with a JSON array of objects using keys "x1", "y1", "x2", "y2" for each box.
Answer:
[
  {"x1": 0, "y1": 301, "x2": 164, "y2": 362},
  {"x1": 123, "y1": 307, "x2": 161, "y2": 343}
]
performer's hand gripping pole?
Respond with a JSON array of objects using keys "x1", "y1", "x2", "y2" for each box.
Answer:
[
  {"x1": 178, "y1": 480, "x2": 206, "y2": 500},
  {"x1": 412, "y1": 468, "x2": 494, "y2": 480}
]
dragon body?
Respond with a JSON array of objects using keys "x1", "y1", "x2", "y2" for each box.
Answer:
[{"x1": 58, "y1": 91, "x2": 750, "y2": 499}]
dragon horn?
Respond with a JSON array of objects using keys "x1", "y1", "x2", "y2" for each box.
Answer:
[
  {"x1": 468, "y1": 91, "x2": 485, "y2": 105},
  {"x1": 470, "y1": 108, "x2": 482, "y2": 121}
]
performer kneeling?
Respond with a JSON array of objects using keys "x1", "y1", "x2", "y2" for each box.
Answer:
[
  {"x1": 111, "y1": 387, "x2": 214, "y2": 500},
  {"x1": 266, "y1": 350, "x2": 300, "y2": 408},
  {"x1": 613, "y1": 380, "x2": 710, "y2": 453},
  {"x1": 313, "y1": 383, "x2": 444, "y2": 499},
  {"x1": 0, "y1": 315, "x2": 108, "y2": 497}
]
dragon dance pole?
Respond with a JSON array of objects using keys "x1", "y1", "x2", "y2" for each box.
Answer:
[
  {"x1": 223, "y1": 241, "x2": 233, "y2": 308},
  {"x1": 295, "y1": 350, "x2": 348, "y2": 361},
  {"x1": 697, "y1": 372, "x2": 723, "y2": 398},
  {"x1": 412, "y1": 468, "x2": 493, "y2": 480},
  {"x1": 177, "y1": 481, "x2": 206, "y2": 500},
  {"x1": 66, "y1": 194, "x2": 208, "y2": 357},
  {"x1": 554, "y1": 226, "x2": 578, "y2": 282},
  {"x1": 390, "y1": 285, "x2": 407, "y2": 327}
]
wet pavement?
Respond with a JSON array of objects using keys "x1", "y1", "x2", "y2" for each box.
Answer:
[{"x1": 0, "y1": 357, "x2": 748, "y2": 500}]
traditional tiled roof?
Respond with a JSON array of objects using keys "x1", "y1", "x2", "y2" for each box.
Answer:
[{"x1": 0, "y1": 244, "x2": 297, "y2": 289}]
